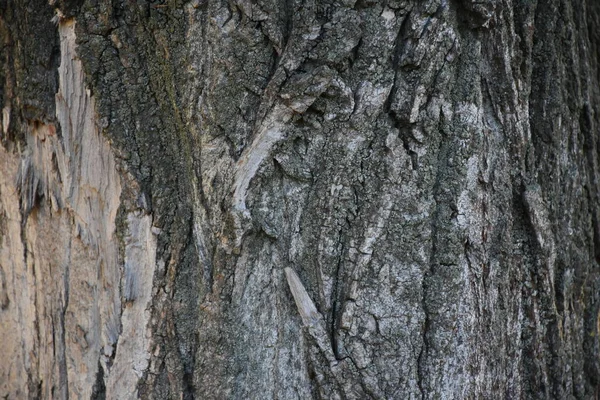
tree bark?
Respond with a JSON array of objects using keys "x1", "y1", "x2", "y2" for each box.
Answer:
[{"x1": 1, "y1": 0, "x2": 599, "y2": 398}]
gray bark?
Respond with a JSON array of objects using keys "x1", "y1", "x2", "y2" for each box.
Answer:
[{"x1": 1, "y1": 0, "x2": 599, "y2": 398}]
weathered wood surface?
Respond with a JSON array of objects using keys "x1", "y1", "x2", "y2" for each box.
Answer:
[{"x1": 1, "y1": 0, "x2": 599, "y2": 398}]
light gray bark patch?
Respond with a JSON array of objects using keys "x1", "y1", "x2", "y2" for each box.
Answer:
[
  {"x1": 285, "y1": 267, "x2": 321, "y2": 327},
  {"x1": 523, "y1": 184, "x2": 557, "y2": 283},
  {"x1": 107, "y1": 212, "x2": 157, "y2": 399},
  {"x1": 232, "y1": 105, "x2": 292, "y2": 213}
]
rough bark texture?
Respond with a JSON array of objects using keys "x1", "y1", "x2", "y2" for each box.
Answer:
[{"x1": 1, "y1": 0, "x2": 599, "y2": 398}]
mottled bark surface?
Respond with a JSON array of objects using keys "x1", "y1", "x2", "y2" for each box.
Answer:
[{"x1": 1, "y1": 0, "x2": 599, "y2": 398}]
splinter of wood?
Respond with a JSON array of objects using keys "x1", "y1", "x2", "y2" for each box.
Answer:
[{"x1": 284, "y1": 267, "x2": 320, "y2": 326}]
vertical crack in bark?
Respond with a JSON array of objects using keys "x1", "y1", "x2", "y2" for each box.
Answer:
[
  {"x1": 330, "y1": 236, "x2": 345, "y2": 360},
  {"x1": 416, "y1": 119, "x2": 447, "y2": 398},
  {"x1": 416, "y1": 302, "x2": 430, "y2": 400},
  {"x1": 514, "y1": 184, "x2": 551, "y2": 398},
  {"x1": 417, "y1": 142, "x2": 445, "y2": 399},
  {"x1": 384, "y1": 10, "x2": 412, "y2": 114},
  {"x1": 91, "y1": 360, "x2": 106, "y2": 400},
  {"x1": 384, "y1": 11, "x2": 421, "y2": 171}
]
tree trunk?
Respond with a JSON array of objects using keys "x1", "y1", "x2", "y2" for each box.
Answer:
[{"x1": 1, "y1": 0, "x2": 599, "y2": 398}]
